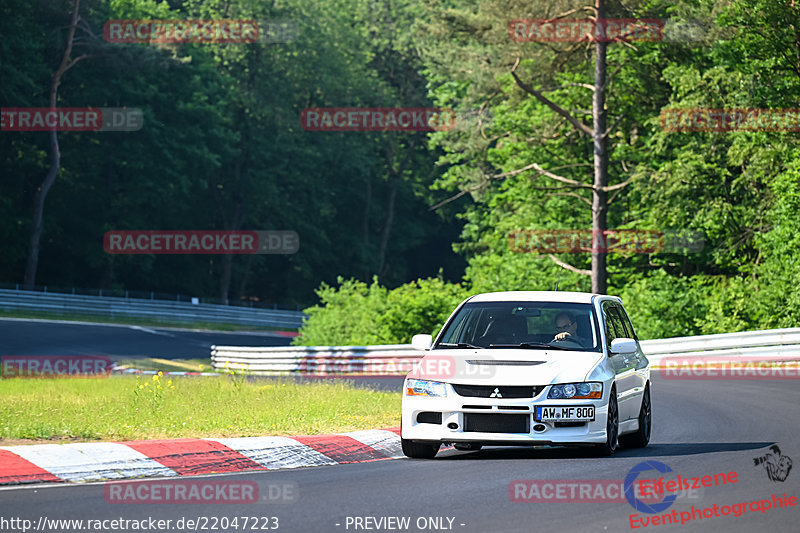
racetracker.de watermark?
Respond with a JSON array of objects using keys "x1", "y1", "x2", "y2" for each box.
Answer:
[
  {"x1": 300, "y1": 108, "x2": 455, "y2": 132},
  {"x1": 509, "y1": 479, "x2": 703, "y2": 503},
  {"x1": 104, "y1": 20, "x2": 298, "y2": 44},
  {"x1": 660, "y1": 108, "x2": 800, "y2": 132},
  {"x1": 509, "y1": 18, "x2": 664, "y2": 42},
  {"x1": 1, "y1": 108, "x2": 143, "y2": 132},
  {"x1": 657, "y1": 357, "x2": 800, "y2": 380},
  {"x1": 509, "y1": 18, "x2": 710, "y2": 43},
  {"x1": 0, "y1": 355, "x2": 112, "y2": 378},
  {"x1": 408, "y1": 355, "x2": 495, "y2": 380},
  {"x1": 509, "y1": 229, "x2": 704, "y2": 254},
  {"x1": 103, "y1": 230, "x2": 299, "y2": 254},
  {"x1": 104, "y1": 480, "x2": 299, "y2": 504}
]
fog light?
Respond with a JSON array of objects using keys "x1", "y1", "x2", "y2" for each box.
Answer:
[{"x1": 447, "y1": 422, "x2": 459, "y2": 430}]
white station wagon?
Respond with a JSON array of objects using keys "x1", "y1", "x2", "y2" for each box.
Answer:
[{"x1": 400, "y1": 291, "x2": 651, "y2": 458}]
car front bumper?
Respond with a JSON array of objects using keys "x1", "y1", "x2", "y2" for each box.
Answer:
[{"x1": 401, "y1": 386, "x2": 609, "y2": 445}]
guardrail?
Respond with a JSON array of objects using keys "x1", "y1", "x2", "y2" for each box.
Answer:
[
  {"x1": 0, "y1": 288, "x2": 306, "y2": 329},
  {"x1": 212, "y1": 344, "x2": 420, "y2": 375},
  {"x1": 638, "y1": 328, "x2": 800, "y2": 362},
  {"x1": 212, "y1": 327, "x2": 800, "y2": 375}
]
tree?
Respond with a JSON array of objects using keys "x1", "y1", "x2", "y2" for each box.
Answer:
[
  {"x1": 23, "y1": 0, "x2": 98, "y2": 287},
  {"x1": 416, "y1": 0, "x2": 682, "y2": 294}
]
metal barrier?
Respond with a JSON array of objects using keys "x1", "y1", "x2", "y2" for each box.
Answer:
[
  {"x1": 638, "y1": 328, "x2": 800, "y2": 362},
  {"x1": 212, "y1": 327, "x2": 800, "y2": 375},
  {"x1": 212, "y1": 344, "x2": 420, "y2": 375},
  {"x1": 0, "y1": 288, "x2": 305, "y2": 329}
]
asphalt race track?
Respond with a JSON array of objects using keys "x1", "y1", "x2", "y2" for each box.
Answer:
[
  {"x1": 0, "y1": 318, "x2": 292, "y2": 360},
  {"x1": 1, "y1": 377, "x2": 798, "y2": 533}
]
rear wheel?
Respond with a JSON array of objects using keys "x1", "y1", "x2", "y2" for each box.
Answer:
[
  {"x1": 401, "y1": 438, "x2": 440, "y2": 459},
  {"x1": 621, "y1": 385, "x2": 651, "y2": 448},
  {"x1": 593, "y1": 387, "x2": 619, "y2": 456}
]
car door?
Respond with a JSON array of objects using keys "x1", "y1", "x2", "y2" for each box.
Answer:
[
  {"x1": 602, "y1": 301, "x2": 638, "y2": 422},
  {"x1": 615, "y1": 303, "x2": 648, "y2": 410}
]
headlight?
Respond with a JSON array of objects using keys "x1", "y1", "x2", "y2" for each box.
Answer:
[
  {"x1": 548, "y1": 382, "x2": 602, "y2": 399},
  {"x1": 405, "y1": 379, "x2": 447, "y2": 397}
]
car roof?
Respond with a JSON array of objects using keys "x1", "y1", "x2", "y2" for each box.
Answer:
[{"x1": 467, "y1": 291, "x2": 619, "y2": 304}]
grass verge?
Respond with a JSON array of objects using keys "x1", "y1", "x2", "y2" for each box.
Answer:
[{"x1": 0, "y1": 375, "x2": 400, "y2": 444}]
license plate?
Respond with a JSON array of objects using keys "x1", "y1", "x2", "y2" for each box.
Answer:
[{"x1": 535, "y1": 405, "x2": 595, "y2": 422}]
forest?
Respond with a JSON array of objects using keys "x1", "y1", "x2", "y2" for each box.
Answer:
[{"x1": 2, "y1": 0, "x2": 798, "y2": 341}]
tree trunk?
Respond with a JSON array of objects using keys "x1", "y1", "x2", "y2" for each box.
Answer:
[
  {"x1": 218, "y1": 202, "x2": 245, "y2": 304},
  {"x1": 23, "y1": 0, "x2": 84, "y2": 289},
  {"x1": 377, "y1": 181, "x2": 397, "y2": 277},
  {"x1": 591, "y1": 0, "x2": 609, "y2": 294},
  {"x1": 219, "y1": 254, "x2": 233, "y2": 304},
  {"x1": 216, "y1": 155, "x2": 246, "y2": 304},
  {"x1": 23, "y1": 129, "x2": 60, "y2": 288},
  {"x1": 362, "y1": 176, "x2": 372, "y2": 279},
  {"x1": 234, "y1": 252, "x2": 255, "y2": 303}
]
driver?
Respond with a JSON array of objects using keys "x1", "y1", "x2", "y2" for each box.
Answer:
[{"x1": 552, "y1": 312, "x2": 585, "y2": 346}]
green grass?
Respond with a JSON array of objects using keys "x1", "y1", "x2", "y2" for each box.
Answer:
[
  {"x1": 0, "y1": 308, "x2": 297, "y2": 333},
  {"x1": 0, "y1": 375, "x2": 400, "y2": 444}
]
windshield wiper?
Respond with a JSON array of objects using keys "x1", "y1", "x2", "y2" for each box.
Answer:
[
  {"x1": 437, "y1": 342, "x2": 484, "y2": 349},
  {"x1": 488, "y1": 342, "x2": 572, "y2": 350}
]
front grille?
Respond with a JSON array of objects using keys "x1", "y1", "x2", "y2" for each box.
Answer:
[
  {"x1": 554, "y1": 421, "x2": 586, "y2": 428},
  {"x1": 452, "y1": 384, "x2": 543, "y2": 398},
  {"x1": 464, "y1": 413, "x2": 529, "y2": 433}
]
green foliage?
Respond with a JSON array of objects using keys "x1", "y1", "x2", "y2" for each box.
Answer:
[
  {"x1": 1, "y1": 0, "x2": 463, "y2": 307},
  {"x1": 380, "y1": 277, "x2": 470, "y2": 342},
  {"x1": 294, "y1": 278, "x2": 390, "y2": 346},
  {"x1": 4, "y1": 0, "x2": 800, "y2": 341},
  {"x1": 295, "y1": 276, "x2": 468, "y2": 345}
]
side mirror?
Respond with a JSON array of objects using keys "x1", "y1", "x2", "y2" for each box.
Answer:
[
  {"x1": 411, "y1": 334, "x2": 433, "y2": 351},
  {"x1": 610, "y1": 337, "x2": 637, "y2": 354}
]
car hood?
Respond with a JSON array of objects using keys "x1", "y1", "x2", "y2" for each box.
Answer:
[{"x1": 406, "y1": 348, "x2": 604, "y2": 385}]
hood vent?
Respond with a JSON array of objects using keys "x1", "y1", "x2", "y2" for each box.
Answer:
[{"x1": 466, "y1": 360, "x2": 545, "y2": 366}]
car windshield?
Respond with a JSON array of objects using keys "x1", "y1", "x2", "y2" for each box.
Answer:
[{"x1": 435, "y1": 301, "x2": 601, "y2": 352}]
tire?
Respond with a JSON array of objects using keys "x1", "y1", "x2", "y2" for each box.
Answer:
[
  {"x1": 621, "y1": 385, "x2": 651, "y2": 449},
  {"x1": 401, "y1": 438, "x2": 440, "y2": 459},
  {"x1": 593, "y1": 387, "x2": 619, "y2": 456},
  {"x1": 453, "y1": 443, "x2": 482, "y2": 451}
]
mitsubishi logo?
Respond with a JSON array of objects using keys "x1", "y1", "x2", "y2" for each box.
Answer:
[{"x1": 489, "y1": 388, "x2": 502, "y2": 398}]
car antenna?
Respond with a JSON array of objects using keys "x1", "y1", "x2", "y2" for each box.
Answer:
[{"x1": 554, "y1": 265, "x2": 564, "y2": 291}]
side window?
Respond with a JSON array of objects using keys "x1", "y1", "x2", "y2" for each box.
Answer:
[
  {"x1": 608, "y1": 305, "x2": 631, "y2": 338},
  {"x1": 615, "y1": 305, "x2": 638, "y2": 340},
  {"x1": 602, "y1": 302, "x2": 620, "y2": 350}
]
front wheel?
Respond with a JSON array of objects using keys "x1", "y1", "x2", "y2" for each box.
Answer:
[
  {"x1": 401, "y1": 438, "x2": 440, "y2": 459},
  {"x1": 621, "y1": 385, "x2": 651, "y2": 448},
  {"x1": 593, "y1": 388, "x2": 619, "y2": 456}
]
